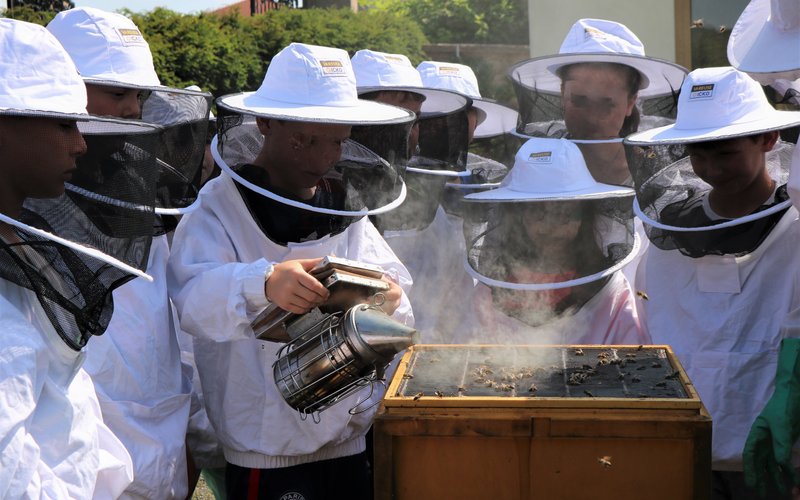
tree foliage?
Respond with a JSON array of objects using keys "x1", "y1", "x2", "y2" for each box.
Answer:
[
  {"x1": 1, "y1": 4, "x2": 59, "y2": 24},
  {"x1": 5, "y1": 0, "x2": 72, "y2": 12},
  {"x1": 361, "y1": 0, "x2": 528, "y2": 45}
]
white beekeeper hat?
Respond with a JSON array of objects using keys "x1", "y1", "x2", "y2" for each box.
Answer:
[
  {"x1": 219, "y1": 43, "x2": 413, "y2": 125},
  {"x1": 351, "y1": 49, "x2": 470, "y2": 120},
  {"x1": 625, "y1": 66, "x2": 800, "y2": 145},
  {"x1": 47, "y1": 7, "x2": 161, "y2": 88},
  {"x1": 509, "y1": 18, "x2": 687, "y2": 98},
  {"x1": 463, "y1": 137, "x2": 638, "y2": 291},
  {"x1": 417, "y1": 60, "x2": 519, "y2": 139},
  {"x1": 466, "y1": 137, "x2": 633, "y2": 202},
  {"x1": 1, "y1": 18, "x2": 88, "y2": 119},
  {"x1": 727, "y1": 0, "x2": 800, "y2": 83}
]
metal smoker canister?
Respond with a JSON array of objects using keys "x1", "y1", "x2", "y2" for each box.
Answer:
[{"x1": 273, "y1": 304, "x2": 418, "y2": 417}]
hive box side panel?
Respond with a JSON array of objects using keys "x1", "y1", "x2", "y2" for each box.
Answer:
[
  {"x1": 374, "y1": 414, "x2": 711, "y2": 500},
  {"x1": 530, "y1": 437, "x2": 694, "y2": 499},
  {"x1": 392, "y1": 436, "x2": 528, "y2": 500}
]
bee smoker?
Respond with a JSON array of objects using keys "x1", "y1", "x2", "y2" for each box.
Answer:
[{"x1": 272, "y1": 303, "x2": 418, "y2": 419}]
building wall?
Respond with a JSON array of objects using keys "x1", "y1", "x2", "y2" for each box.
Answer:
[{"x1": 527, "y1": 0, "x2": 680, "y2": 63}]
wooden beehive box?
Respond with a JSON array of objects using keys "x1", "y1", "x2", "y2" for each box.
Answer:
[{"x1": 374, "y1": 345, "x2": 711, "y2": 500}]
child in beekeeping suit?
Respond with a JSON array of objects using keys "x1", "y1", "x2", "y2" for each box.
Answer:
[
  {"x1": 168, "y1": 42, "x2": 415, "y2": 499},
  {"x1": 454, "y1": 137, "x2": 646, "y2": 345},
  {"x1": 0, "y1": 18, "x2": 167, "y2": 498},
  {"x1": 47, "y1": 7, "x2": 214, "y2": 498},
  {"x1": 727, "y1": 0, "x2": 800, "y2": 497},
  {"x1": 625, "y1": 65, "x2": 800, "y2": 499}
]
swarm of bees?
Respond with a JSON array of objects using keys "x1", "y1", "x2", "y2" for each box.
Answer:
[
  {"x1": 471, "y1": 365, "x2": 545, "y2": 393},
  {"x1": 568, "y1": 371, "x2": 589, "y2": 385}
]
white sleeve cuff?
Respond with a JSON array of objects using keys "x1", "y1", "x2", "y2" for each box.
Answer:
[{"x1": 242, "y1": 259, "x2": 273, "y2": 313}]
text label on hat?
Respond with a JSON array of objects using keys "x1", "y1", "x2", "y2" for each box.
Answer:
[
  {"x1": 116, "y1": 28, "x2": 146, "y2": 47},
  {"x1": 437, "y1": 66, "x2": 462, "y2": 76},
  {"x1": 689, "y1": 84, "x2": 715, "y2": 100},
  {"x1": 529, "y1": 151, "x2": 553, "y2": 163},
  {"x1": 320, "y1": 60, "x2": 347, "y2": 77}
]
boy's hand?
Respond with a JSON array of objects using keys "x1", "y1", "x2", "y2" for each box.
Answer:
[
  {"x1": 377, "y1": 277, "x2": 403, "y2": 316},
  {"x1": 265, "y1": 258, "x2": 330, "y2": 314}
]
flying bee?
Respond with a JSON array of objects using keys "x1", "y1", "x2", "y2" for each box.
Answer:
[
  {"x1": 651, "y1": 362, "x2": 662, "y2": 368},
  {"x1": 434, "y1": 390, "x2": 444, "y2": 398},
  {"x1": 574, "y1": 348, "x2": 584, "y2": 356},
  {"x1": 691, "y1": 18, "x2": 704, "y2": 29},
  {"x1": 402, "y1": 373, "x2": 414, "y2": 379},
  {"x1": 636, "y1": 290, "x2": 649, "y2": 301},
  {"x1": 719, "y1": 25, "x2": 727, "y2": 33},
  {"x1": 583, "y1": 390, "x2": 595, "y2": 397},
  {"x1": 412, "y1": 392, "x2": 424, "y2": 401},
  {"x1": 528, "y1": 383, "x2": 538, "y2": 393},
  {"x1": 598, "y1": 456, "x2": 612, "y2": 468}
]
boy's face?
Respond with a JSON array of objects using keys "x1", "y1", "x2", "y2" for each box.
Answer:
[
  {"x1": 0, "y1": 117, "x2": 87, "y2": 200},
  {"x1": 561, "y1": 65, "x2": 636, "y2": 140},
  {"x1": 258, "y1": 119, "x2": 351, "y2": 194},
  {"x1": 86, "y1": 84, "x2": 146, "y2": 119},
  {"x1": 687, "y1": 134, "x2": 778, "y2": 196},
  {"x1": 521, "y1": 202, "x2": 582, "y2": 247},
  {"x1": 369, "y1": 90, "x2": 422, "y2": 154},
  {"x1": 466, "y1": 107, "x2": 478, "y2": 143}
]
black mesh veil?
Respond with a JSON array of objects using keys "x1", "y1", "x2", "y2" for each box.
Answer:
[
  {"x1": 348, "y1": 120, "x2": 414, "y2": 214},
  {"x1": 212, "y1": 102, "x2": 412, "y2": 244},
  {"x1": 140, "y1": 87, "x2": 212, "y2": 232},
  {"x1": 442, "y1": 153, "x2": 509, "y2": 218},
  {"x1": 509, "y1": 59, "x2": 684, "y2": 187},
  {"x1": 0, "y1": 116, "x2": 162, "y2": 350},
  {"x1": 372, "y1": 97, "x2": 471, "y2": 232},
  {"x1": 462, "y1": 196, "x2": 636, "y2": 326},
  {"x1": 632, "y1": 140, "x2": 796, "y2": 258}
]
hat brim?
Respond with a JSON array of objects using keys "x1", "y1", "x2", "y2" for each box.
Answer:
[
  {"x1": 83, "y1": 76, "x2": 171, "y2": 92},
  {"x1": 463, "y1": 183, "x2": 634, "y2": 202},
  {"x1": 359, "y1": 86, "x2": 471, "y2": 117},
  {"x1": 625, "y1": 110, "x2": 800, "y2": 145},
  {"x1": 0, "y1": 109, "x2": 164, "y2": 135},
  {"x1": 509, "y1": 53, "x2": 687, "y2": 98},
  {"x1": 727, "y1": 0, "x2": 800, "y2": 78},
  {"x1": 472, "y1": 99, "x2": 519, "y2": 138},
  {"x1": 0, "y1": 211, "x2": 153, "y2": 281},
  {"x1": 218, "y1": 91, "x2": 415, "y2": 125}
]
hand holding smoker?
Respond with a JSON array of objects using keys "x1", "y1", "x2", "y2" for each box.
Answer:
[{"x1": 251, "y1": 256, "x2": 418, "y2": 419}]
